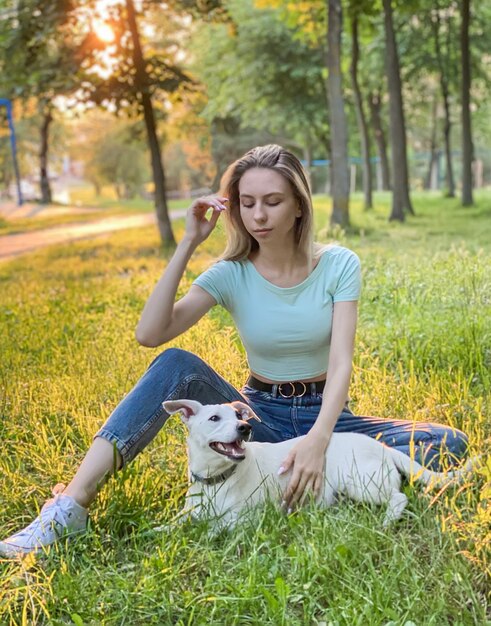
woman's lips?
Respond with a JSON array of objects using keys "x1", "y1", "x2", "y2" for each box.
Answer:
[{"x1": 254, "y1": 228, "x2": 272, "y2": 234}]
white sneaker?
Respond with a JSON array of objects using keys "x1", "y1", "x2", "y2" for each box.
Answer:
[{"x1": 0, "y1": 484, "x2": 88, "y2": 558}]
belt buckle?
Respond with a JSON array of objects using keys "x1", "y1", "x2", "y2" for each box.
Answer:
[{"x1": 278, "y1": 381, "x2": 307, "y2": 398}]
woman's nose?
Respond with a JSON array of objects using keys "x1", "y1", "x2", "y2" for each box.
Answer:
[{"x1": 253, "y1": 203, "x2": 267, "y2": 221}]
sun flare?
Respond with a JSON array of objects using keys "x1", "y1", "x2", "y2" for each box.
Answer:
[{"x1": 93, "y1": 19, "x2": 116, "y2": 43}]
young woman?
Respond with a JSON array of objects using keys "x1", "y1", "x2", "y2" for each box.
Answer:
[{"x1": 0, "y1": 145, "x2": 469, "y2": 557}]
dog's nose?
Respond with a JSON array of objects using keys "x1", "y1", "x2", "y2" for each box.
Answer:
[{"x1": 237, "y1": 421, "x2": 252, "y2": 436}]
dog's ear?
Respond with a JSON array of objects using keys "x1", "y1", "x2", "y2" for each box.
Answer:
[
  {"x1": 163, "y1": 399, "x2": 203, "y2": 422},
  {"x1": 230, "y1": 401, "x2": 261, "y2": 422}
]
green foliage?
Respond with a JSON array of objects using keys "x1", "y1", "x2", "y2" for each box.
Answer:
[
  {"x1": 191, "y1": 0, "x2": 328, "y2": 154},
  {"x1": 0, "y1": 191, "x2": 489, "y2": 623},
  {"x1": 76, "y1": 0, "x2": 193, "y2": 115},
  {"x1": 85, "y1": 122, "x2": 150, "y2": 199},
  {"x1": 256, "y1": 0, "x2": 327, "y2": 47},
  {"x1": 0, "y1": 0, "x2": 81, "y2": 101}
]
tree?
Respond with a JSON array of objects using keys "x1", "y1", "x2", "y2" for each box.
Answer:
[
  {"x1": 401, "y1": 0, "x2": 458, "y2": 195},
  {"x1": 423, "y1": 93, "x2": 439, "y2": 190},
  {"x1": 382, "y1": 0, "x2": 414, "y2": 221},
  {"x1": 191, "y1": 0, "x2": 328, "y2": 184},
  {"x1": 367, "y1": 90, "x2": 391, "y2": 190},
  {"x1": 252, "y1": 0, "x2": 352, "y2": 224},
  {"x1": 460, "y1": 0, "x2": 473, "y2": 205},
  {"x1": 0, "y1": 0, "x2": 81, "y2": 203},
  {"x1": 327, "y1": 0, "x2": 350, "y2": 226},
  {"x1": 431, "y1": 1, "x2": 456, "y2": 196},
  {"x1": 349, "y1": 11, "x2": 372, "y2": 210},
  {"x1": 76, "y1": 0, "x2": 190, "y2": 246},
  {"x1": 125, "y1": 0, "x2": 176, "y2": 245}
]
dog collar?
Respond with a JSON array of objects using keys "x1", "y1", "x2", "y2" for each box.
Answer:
[{"x1": 191, "y1": 465, "x2": 238, "y2": 486}]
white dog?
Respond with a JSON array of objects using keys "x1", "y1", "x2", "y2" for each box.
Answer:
[{"x1": 163, "y1": 399, "x2": 473, "y2": 528}]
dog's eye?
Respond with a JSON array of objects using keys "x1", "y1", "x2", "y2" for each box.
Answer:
[{"x1": 209, "y1": 415, "x2": 221, "y2": 422}]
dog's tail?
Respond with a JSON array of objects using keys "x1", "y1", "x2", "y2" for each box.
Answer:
[{"x1": 386, "y1": 447, "x2": 478, "y2": 488}]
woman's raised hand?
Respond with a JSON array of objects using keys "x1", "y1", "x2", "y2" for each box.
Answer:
[{"x1": 184, "y1": 196, "x2": 228, "y2": 246}]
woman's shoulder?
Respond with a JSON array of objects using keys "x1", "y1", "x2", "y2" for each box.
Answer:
[
  {"x1": 315, "y1": 243, "x2": 360, "y2": 265},
  {"x1": 197, "y1": 257, "x2": 249, "y2": 284},
  {"x1": 205, "y1": 257, "x2": 248, "y2": 273}
]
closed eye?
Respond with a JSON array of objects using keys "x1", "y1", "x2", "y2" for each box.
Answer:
[
  {"x1": 209, "y1": 415, "x2": 221, "y2": 422},
  {"x1": 241, "y1": 201, "x2": 281, "y2": 208}
]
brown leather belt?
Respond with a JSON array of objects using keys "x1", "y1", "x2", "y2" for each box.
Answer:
[{"x1": 246, "y1": 375, "x2": 326, "y2": 398}]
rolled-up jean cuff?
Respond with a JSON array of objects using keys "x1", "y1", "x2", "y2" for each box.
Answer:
[{"x1": 94, "y1": 429, "x2": 132, "y2": 467}]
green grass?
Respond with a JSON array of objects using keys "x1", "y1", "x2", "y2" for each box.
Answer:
[{"x1": 0, "y1": 191, "x2": 490, "y2": 625}]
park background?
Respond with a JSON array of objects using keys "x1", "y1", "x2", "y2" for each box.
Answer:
[{"x1": 0, "y1": 0, "x2": 490, "y2": 624}]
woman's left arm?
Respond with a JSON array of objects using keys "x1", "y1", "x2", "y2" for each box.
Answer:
[{"x1": 280, "y1": 300, "x2": 358, "y2": 510}]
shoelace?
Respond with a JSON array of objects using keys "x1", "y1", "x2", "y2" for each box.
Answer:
[{"x1": 13, "y1": 485, "x2": 72, "y2": 543}]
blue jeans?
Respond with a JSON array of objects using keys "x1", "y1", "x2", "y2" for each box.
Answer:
[{"x1": 95, "y1": 348, "x2": 469, "y2": 471}]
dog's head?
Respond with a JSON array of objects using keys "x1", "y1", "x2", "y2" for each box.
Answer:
[{"x1": 163, "y1": 399, "x2": 260, "y2": 462}]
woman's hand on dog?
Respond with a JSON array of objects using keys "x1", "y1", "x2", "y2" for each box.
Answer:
[
  {"x1": 184, "y1": 196, "x2": 228, "y2": 246},
  {"x1": 278, "y1": 433, "x2": 329, "y2": 511}
]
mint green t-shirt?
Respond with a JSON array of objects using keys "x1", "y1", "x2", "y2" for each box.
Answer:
[{"x1": 193, "y1": 245, "x2": 361, "y2": 381}]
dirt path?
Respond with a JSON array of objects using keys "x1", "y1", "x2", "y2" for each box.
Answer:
[{"x1": 0, "y1": 210, "x2": 187, "y2": 262}]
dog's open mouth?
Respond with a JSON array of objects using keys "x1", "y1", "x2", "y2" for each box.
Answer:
[{"x1": 209, "y1": 440, "x2": 246, "y2": 461}]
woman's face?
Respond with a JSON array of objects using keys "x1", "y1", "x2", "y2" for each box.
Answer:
[{"x1": 238, "y1": 168, "x2": 301, "y2": 246}]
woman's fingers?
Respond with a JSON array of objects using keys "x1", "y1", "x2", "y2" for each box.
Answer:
[
  {"x1": 193, "y1": 196, "x2": 228, "y2": 217},
  {"x1": 282, "y1": 473, "x2": 297, "y2": 509},
  {"x1": 186, "y1": 196, "x2": 228, "y2": 242},
  {"x1": 284, "y1": 471, "x2": 322, "y2": 511},
  {"x1": 283, "y1": 472, "x2": 310, "y2": 510},
  {"x1": 278, "y1": 453, "x2": 295, "y2": 477},
  {"x1": 313, "y1": 474, "x2": 323, "y2": 499},
  {"x1": 207, "y1": 206, "x2": 224, "y2": 230}
]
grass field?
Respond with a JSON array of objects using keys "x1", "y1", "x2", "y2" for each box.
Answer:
[{"x1": 0, "y1": 191, "x2": 490, "y2": 625}]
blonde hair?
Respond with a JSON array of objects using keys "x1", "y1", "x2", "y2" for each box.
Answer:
[{"x1": 219, "y1": 144, "x2": 315, "y2": 262}]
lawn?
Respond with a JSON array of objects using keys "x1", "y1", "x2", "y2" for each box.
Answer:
[{"x1": 0, "y1": 191, "x2": 490, "y2": 625}]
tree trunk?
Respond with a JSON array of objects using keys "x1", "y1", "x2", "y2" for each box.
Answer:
[
  {"x1": 460, "y1": 0, "x2": 473, "y2": 206},
  {"x1": 350, "y1": 15, "x2": 372, "y2": 210},
  {"x1": 126, "y1": 0, "x2": 176, "y2": 246},
  {"x1": 424, "y1": 95, "x2": 438, "y2": 190},
  {"x1": 368, "y1": 91, "x2": 391, "y2": 191},
  {"x1": 39, "y1": 105, "x2": 53, "y2": 204},
  {"x1": 327, "y1": 0, "x2": 350, "y2": 227},
  {"x1": 382, "y1": 0, "x2": 414, "y2": 221},
  {"x1": 442, "y1": 85, "x2": 455, "y2": 197},
  {"x1": 432, "y1": 5, "x2": 455, "y2": 197}
]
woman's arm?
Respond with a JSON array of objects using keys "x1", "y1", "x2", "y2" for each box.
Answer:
[
  {"x1": 280, "y1": 300, "x2": 358, "y2": 509},
  {"x1": 307, "y1": 300, "x2": 358, "y2": 440},
  {"x1": 135, "y1": 196, "x2": 227, "y2": 348}
]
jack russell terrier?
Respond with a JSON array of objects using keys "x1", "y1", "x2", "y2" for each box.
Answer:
[{"x1": 163, "y1": 399, "x2": 474, "y2": 528}]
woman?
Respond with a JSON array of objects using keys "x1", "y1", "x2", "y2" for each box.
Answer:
[{"x1": 0, "y1": 145, "x2": 469, "y2": 557}]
